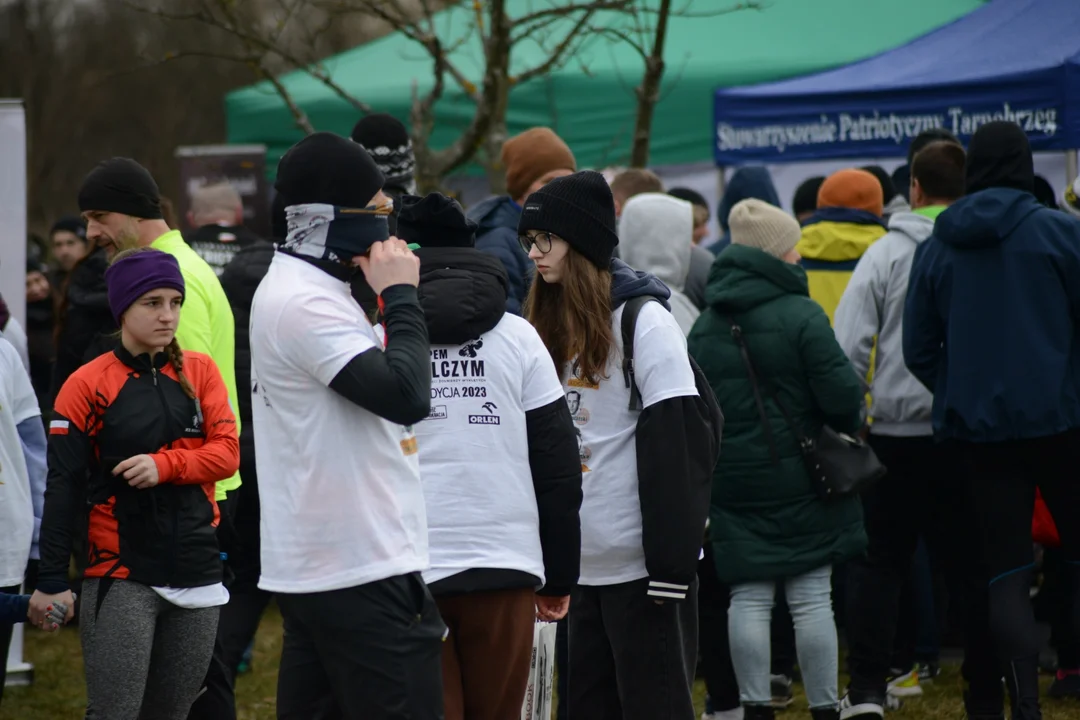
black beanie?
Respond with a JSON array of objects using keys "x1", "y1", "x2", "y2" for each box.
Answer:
[
  {"x1": 965, "y1": 121, "x2": 1034, "y2": 195},
  {"x1": 77, "y1": 158, "x2": 163, "y2": 219},
  {"x1": 351, "y1": 114, "x2": 416, "y2": 191},
  {"x1": 275, "y1": 132, "x2": 385, "y2": 208},
  {"x1": 396, "y1": 193, "x2": 476, "y2": 248},
  {"x1": 517, "y1": 170, "x2": 618, "y2": 269},
  {"x1": 49, "y1": 215, "x2": 87, "y2": 241},
  {"x1": 792, "y1": 176, "x2": 825, "y2": 218}
]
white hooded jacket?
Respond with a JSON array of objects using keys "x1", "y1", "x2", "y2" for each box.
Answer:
[
  {"x1": 617, "y1": 193, "x2": 701, "y2": 335},
  {"x1": 834, "y1": 210, "x2": 937, "y2": 436}
]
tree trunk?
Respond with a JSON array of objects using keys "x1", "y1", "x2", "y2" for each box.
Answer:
[{"x1": 629, "y1": 0, "x2": 672, "y2": 168}]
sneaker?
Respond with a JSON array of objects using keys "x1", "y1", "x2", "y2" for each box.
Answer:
[
  {"x1": 1048, "y1": 669, "x2": 1080, "y2": 699},
  {"x1": 886, "y1": 667, "x2": 923, "y2": 698},
  {"x1": 770, "y1": 674, "x2": 794, "y2": 709},
  {"x1": 915, "y1": 661, "x2": 941, "y2": 684},
  {"x1": 840, "y1": 692, "x2": 885, "y2": 719}
]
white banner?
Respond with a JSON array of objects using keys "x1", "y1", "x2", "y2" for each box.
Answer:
[{"x1": 0, "y1": 99, "x2": 31, "y2": 687}]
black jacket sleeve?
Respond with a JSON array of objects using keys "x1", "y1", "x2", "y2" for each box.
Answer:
[
  {"x1": 328, "y1": 284, "x2": 431, "y2": 426},
  {"x1": 525, "y1": 397, "x2": 583, "y2": 596},
  {"x1": 37, "y1": 413, "x2": 91, "y2": 595},
  {"x1": 636, "y1": 395, "x2": 715, "y2": 601}
]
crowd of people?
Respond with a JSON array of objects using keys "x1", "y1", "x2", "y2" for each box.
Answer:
[{"x1": 3, "y1": 111, "x2": 1080, "y2": 720}]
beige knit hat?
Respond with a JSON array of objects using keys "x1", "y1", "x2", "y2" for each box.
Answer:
[{"x1": 728, "y1": 198, "x2": 801, "y2": 259}]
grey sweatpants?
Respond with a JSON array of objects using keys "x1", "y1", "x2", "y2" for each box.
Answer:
[{"x1": 81, "y1": 578, "x2": 219, "y2": 720}]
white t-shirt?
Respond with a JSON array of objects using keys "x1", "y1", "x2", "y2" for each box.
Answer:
[
  {"x1": 0, "y1": 338, "x2": 40, "y2": 586},
  {"x1": 250, "y1": 253, "x2": 427, "y2": 594},
  {"x1": 569, "y1": 301, "x2": 698, "y2": 586},
  {"x1": 415, "y1": 315, "x2": 564, "y2": 586}
]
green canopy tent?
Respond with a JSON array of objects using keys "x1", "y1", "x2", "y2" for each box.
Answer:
[{"x1": 225, "y1": 0, "x2": 984, "y2": 175}]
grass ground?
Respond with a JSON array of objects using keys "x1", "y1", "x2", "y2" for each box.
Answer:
[{"x1": 5, "y1": 605, "x2": 1080, "y2": 719}]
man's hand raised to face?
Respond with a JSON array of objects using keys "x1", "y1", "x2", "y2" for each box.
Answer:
[{"x1": 356, "y1": 238, "x2": 420, "y2": 295}]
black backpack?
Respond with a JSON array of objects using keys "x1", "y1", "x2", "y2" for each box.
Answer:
[{"x1": 620, "y1": 296, "x2": 724, "y2": 458}]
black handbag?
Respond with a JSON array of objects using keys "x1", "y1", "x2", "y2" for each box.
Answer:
[{"x1": 726, "y1": 314, "x2": 886, "y2": 499}]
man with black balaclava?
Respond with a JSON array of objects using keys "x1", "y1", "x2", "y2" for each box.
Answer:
[
  {"x1": 905, "y1": 120, "x2": 1080, "y2": 720},
  {"x1": 249, "y1": 132, "x2": 441, "y2": 718}
]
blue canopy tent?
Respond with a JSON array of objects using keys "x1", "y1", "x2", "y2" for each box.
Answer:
[{"x1": 712, "y1": 0, "x2": 1080, "y2": 166}]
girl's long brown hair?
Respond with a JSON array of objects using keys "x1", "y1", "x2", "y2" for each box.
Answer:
[
  {"x1": 111, "y1": 247, "x2": 195, "y2": 399},
  {"x1": 525, "y1": 248, "x2": 615, "y2": 385}
]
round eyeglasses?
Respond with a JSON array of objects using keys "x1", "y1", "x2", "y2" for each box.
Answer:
[{"x1": 518, "y1": 231, "x2": 554, "y2": 255}]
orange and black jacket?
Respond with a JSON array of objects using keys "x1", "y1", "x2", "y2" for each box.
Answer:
[{"x1": 36, "y1": 346, "x2": 239, "y2": 594}]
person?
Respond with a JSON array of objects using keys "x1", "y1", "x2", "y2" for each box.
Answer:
[
  {"x1": 793, "y1": 177, "x2": 826, "y2": 224},
  {"x1": 395, "y1": 191, "x2": 582, "y2": 720},
  {"x1": 1032, "y1": 175, "x2": 1059, "y2": 209},
  {"x1": 183, "y1": 182, "x2": 263, "y2": 276},
  {"x1": 609, "y1": 174, "x2": 714, "y2": 313},
  {"x1": 195, "y1": 203, "x2": 277, "y2": 712},
  {"x1": 797, "y1": 169, "x2": 887, "y2": 325},
  {"x1": 48, "y1": 215, "x2": 89, "y2": 291},
  {"x1": 77, "y1": 157, "x2": 241, "y2": 509},
  {"x1": 708, "y1": 166, "x2": 781, "y2": 255},
  {"x1": 669, "y1": 186, "x2": 712, "y2": 246},
  {"x1": 249, "y1": 132, "x2": 443, "y2": 718},
  {"x1": 687, "y1": 198, "x2": 866, "y2": 720},
  {"x1": 0, "y1": 336, "x2": 46, "y2": 704},
  {"x1": 520, "y1": 170, "x2": 714, "y2": 719},
  {"x1": 25, "y1": 258, "x2": 55, "y2": 408},
  {"x1": 904, "y1": 120, "x2": 1080, "y2": 720},
  {"x1": 892, "y1": 128, "x2": 962, "y2": 204},
  {"x1": 470, "y1": 127, "x2": 576, "y2": 316},
  {"x1": 837, "y1": 140, "x2": 1001, "y2": 719},
  {"x1": 0, "y1": 290, "x2": 29, "y2": 373},
  {"x1": 861, "y1": 165, "x2": 910, "y2": 220},
  {"x1": 351, "y1": 112, "x2": 418, "y2": 234},
  {"x1": 618, "y1": 192, "x2": 700, "y2": 334},
  {"x1": 31, "y1": 248, "x2": 239, "y2": 719}
]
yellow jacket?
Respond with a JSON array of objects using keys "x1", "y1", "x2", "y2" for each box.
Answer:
[
  {"x1": 796, "y1": 209, "x2": 887, "y2": 325},
  {"x1": 153, "y1": 230, "x2": 242, "y2": 500}
]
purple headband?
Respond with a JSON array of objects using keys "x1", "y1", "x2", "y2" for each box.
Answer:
[{"x1": 104, "y1": 250, "x2": 186, "y2": 323}]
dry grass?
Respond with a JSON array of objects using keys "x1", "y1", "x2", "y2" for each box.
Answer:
[{"x1": 5, "y1": 606, "x2": 1080, "y2": 719}]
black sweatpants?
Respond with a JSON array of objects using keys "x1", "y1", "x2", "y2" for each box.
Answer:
[
  {"x1": 188, "y1": 456, "x2": 274, "y2": 720},
  {"x1": 957, "y1": 430, "x2": 1080, "y2": 717},
  {"x1": 847, "y1": 435, "x2": 1001, "y2": 711},
  {"x1": 698, "y1": 544, "x2": 740, "y2": 711},
  {"x1": 568, "y1": 578, "x2": 698, "y2": 720},
  {"x1": 0, "y1": 584, "x2": 21, "y2": 706},
  {"x1": 276, "y1": 572, "x2": 446, "y2": 720}
]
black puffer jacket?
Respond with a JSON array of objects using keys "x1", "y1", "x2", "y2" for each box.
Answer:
[
  {"x1": 219, "y1": 240, "x2": 274, "y2": 458},
  {"x1": 416, "y1": 246, "x2": 508, "y2": 344},
  {"x1": 52, "y1": 248, "x2": 117, "y2": 398}
]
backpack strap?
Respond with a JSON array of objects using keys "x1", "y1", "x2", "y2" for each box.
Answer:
[{"x1": 621, "y1": 296, "x2": 659, "y2": 412}]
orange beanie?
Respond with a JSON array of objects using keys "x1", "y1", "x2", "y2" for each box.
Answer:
[
  {"x1": 501, "y1": 128, "x2": 577, "y2": 201},
  {"x1": 817, "y1": 169, "x2": 884, "y2": 217}
]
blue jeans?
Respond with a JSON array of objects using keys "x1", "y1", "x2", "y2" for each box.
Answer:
[{"x1": 728, "y1": 565, "x2": 838, "y2": 710}]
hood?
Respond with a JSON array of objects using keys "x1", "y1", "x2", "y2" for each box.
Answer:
[
  {"x1": 617, "y1": 193, "x2": 693, "y2": 292},
  {"x1": 610, "y1": 258, "x2": 671, "y2": 310},
  {"x1": 65, "y1": 247, "x2": 110, "y2": 310},
  {"x1": 705, "y1": 244, "x2": 809, "y2": 313},
  {"x1": 718, "y1": 167, "x2": 780, "y2": 232},
  {"x1": 467, "y1": 195, "x2": 522, "y2": 235},
  {"x1": 934, "y1": 188, "x2": 1043, "y2": 249},
  {"x1": 417, "y1": 246, "x2": 508, "y2": 345},
  {"x1": 798, "y1": 208, "x2": 887, "y2": 262},
  {"x1": 884, "y1": 194, "x2": 911, "y2": 217},
  {"x1": 884, "y1": 211, "x2": 936, "y2": 246}
]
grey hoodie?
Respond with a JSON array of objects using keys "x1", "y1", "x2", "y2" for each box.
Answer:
[
  {"x1": 617, "y1": 193, "x2": 700, "y2": 335},
  {"x1": 834, "y1": 211, "x2": 936, "y2": 436}
]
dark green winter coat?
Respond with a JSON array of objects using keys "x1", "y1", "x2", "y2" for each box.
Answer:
[{"x1": 687, "y1": 245, "x2": 866, "y2": 586}]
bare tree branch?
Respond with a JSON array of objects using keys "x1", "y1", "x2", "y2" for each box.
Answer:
[{"x1": 514, "y1": 4, "x2": 613, "y2": 84}]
